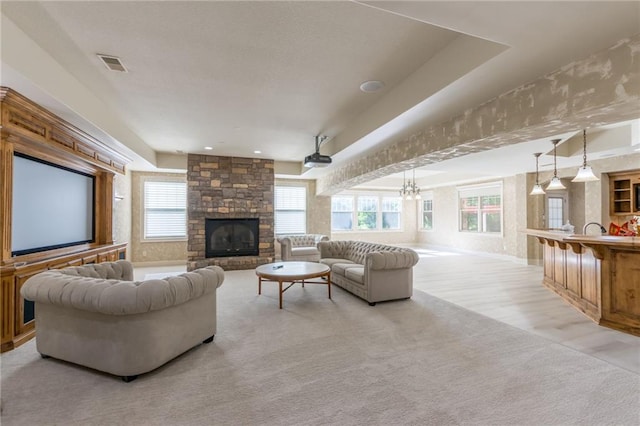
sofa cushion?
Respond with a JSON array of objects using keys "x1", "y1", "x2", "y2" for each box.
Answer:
[
  {"x1": 291, "y1": 247, "x2": 320, "y2": 256},
  {"x1": 320, "y1": 258, "x2": 355, "y2": 269},
  {"x1": 344, "y1": 266, "x2": 365, "y2": 285},
  {"x1": 331, "y1": 263, "x2": 362, "y2": 276}
]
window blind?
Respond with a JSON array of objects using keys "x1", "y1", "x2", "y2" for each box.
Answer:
[
  {"x1": 275, "y1": 186, "x2": 306, "y2": 234},
  {"x1": 143, "y1": 180, "x2": 187, "y2": 239}
]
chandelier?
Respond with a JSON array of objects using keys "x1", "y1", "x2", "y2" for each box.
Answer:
[{"x1": 400, "y1": 169, "x2": 421, "y2": 200}]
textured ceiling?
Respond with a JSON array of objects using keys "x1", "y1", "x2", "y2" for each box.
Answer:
[{"x1": 1, "y1": 1, "x2": 639, "y2": 182}]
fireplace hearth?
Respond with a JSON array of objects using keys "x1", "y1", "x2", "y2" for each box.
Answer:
[{"x1": 205, "y1": 218, "x2": 259, "y2": 258}]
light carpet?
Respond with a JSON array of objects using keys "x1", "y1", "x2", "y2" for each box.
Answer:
[{"x1": 1, "y1": 269, "x2": 639, "y2": 425}]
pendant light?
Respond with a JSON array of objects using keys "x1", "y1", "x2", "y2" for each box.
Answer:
[
  {"x1": 399, "y1": 169, "x2": 421, "y2": 200},
  {"x1": 546, "y1": 138, "x2": 566, "y2": 190},
  {"x1": 571, "y1": 129, "x2": 599, "y2": 182},
  {"x1": 530, "y1": 152, "x2": 545, "y2": 195}
]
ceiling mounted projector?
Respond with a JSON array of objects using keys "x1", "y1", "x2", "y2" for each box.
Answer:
[{"x1": 304, "y1": 135, "x2": 332, "y2": 168}]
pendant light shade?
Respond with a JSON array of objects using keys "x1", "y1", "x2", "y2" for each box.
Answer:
[
  {"x1": 546, "y1": 139, "x2": 566, "y2": 191},
  {"x1": 530, "y1": 152, "x2": 545, "y2": 195},
  {"x1": 571, "y1": 129, "x2": 599, "y2": 182}
]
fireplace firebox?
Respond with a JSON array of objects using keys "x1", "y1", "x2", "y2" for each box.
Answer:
[{"x1": 205, "y1": 218, "x2": 259, "y2": 258}]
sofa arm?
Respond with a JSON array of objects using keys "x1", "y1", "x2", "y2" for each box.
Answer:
[
  {"x1": 277, "y1": 236, "x2": 293, "y2": 260},
  {"x1": 366, "y1": 249, "x2": 419, "y2": 270}
]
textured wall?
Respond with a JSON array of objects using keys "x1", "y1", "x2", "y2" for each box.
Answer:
[
  {"x1": 187, "y1": 154, "x2": 274, "y2": 271},
  {"x1": 317, "y1": 35, "x2": 640, "y2": 195},
  {"x1": 130, "y1": 171, "x2": 187, "y2": 264},
  {"x1": 416, "y1": 179, "x2": 513, "y2": 256},
  {"x1": 112, "y1": 171, "x2": 131, "y2": 260}
]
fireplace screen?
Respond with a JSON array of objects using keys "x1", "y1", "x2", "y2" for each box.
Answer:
[{"x1": 205, "y1": 218, "x2": 259, "y2": 258}]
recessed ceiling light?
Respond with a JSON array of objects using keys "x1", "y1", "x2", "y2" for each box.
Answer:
[
  {"x1": 254, "y1": 150, "x2": 261, "y2": 154},
  {"x1": 204, "y1": 146, "x2": 213, "y2": 150},
  {"x1": 359, "y1": 80, "x2": 385, "y2": 93}
]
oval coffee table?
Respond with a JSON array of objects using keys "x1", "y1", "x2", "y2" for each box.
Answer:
[{"x1": 255, "y1": 261, "x2": 331, "y2": 309}]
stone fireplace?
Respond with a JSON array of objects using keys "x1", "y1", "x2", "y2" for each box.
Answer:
[{"x1": 187, "y1": 154, "x2": 274, "y2": 271}]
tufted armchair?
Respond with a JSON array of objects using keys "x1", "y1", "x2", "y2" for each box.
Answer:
[
  {"x1": 277, "y1": 234, "x2": 329, "y2": 262},
  {"x1": 21, "y1": 260, "x2": 224, "y2": 382}
]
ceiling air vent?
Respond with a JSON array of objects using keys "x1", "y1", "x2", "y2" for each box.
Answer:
[{"x1": 97, "y1": 54, "x2": 127, "y2": 72}]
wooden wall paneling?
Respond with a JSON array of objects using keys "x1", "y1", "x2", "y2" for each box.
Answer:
[
  {"x1": 565, "y1": 250, "x2": 581, "y2": 297},
  {"x1": 1, "y1": 269, "x2": 15, "y2": 350},
  {"x1": 0, "y1": 137, "x2": 14, "y2": 261},
  {"x1": 553, "y1": 243, "x2": 566, "y2": 288},
  {"x1": 580, "y1": 250, "x2": 600, "y2": 306},
  {"x1": 543, "y1": 240, "x2": 554, "y2": 284},
  {"x1": 606, "y1": 250, "x2": 640, "y2": 324}
]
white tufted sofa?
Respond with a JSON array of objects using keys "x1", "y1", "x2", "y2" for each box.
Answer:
[
  {"x1": 277, "y1": 234, "x2": 329, "y2": 262},
  {"x1": 318, "y1": 240, "x2": 419, "y2": 305},
  {"x1": 21, "y1": 260, "x2": 224, "y2": 382}
]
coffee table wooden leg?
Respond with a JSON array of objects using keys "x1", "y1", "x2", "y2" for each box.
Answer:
[
  {"x1": 327, "y1": 272, "x2": 331, "y2": 299},
  {"x1": 279, "y1": 280, "x2": 283, "y2": 309},
  {"x1": 258, "y1": 276, "x2": 262, "y2": 295}
]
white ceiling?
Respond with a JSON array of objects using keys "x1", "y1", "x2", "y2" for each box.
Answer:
[{"x1": 1, "y1": 1, "x2": 639, "y2": 185}]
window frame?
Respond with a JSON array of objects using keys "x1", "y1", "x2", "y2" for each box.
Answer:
[
  {"x1": 331, "y1": 192, "x2": 403, "y2": 232},
  {"x1": 420, "y1": 192, "x2": 434, "y2": 231},
  {"x1": 457, "y1": 182, "x2": 503, "y2": 235},
  {"x1": 142, "y1": 178, "x2": 188, "y2": 242}
]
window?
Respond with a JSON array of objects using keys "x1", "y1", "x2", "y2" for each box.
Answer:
[
  {"x1": 422, "y1": 198, "x2": 433, "y2": 230},
  {"x1": 331, "y1": 196, "x2": 353, "y2": 231},
  {"x1": 143, "y1": 180, "x2": 187, "y2": 239},
  {"x1": 547, "y1": 196, "x2": 564, "y2": 229},
  {"x1": 357, "y1": 196, "x2": 378, "y2": 229},
  {"x1": 331, "y1": 194, "x2": 402, "y2": 231},
  {"x1": 381, "y1": 197, "x2": 401, "y2": 229},
  {"x1": 458, "y1": 183, "x2": 502, "y2": 233},
  {"x1": 274, "y1": 186, "x2": 306, "y2": 234}
]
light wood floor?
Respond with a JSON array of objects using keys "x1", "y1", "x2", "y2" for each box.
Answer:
[{"x1": 135, "y1": 246, "x2": 640, "y2": 374}]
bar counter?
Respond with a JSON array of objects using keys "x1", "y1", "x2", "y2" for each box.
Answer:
[{"x1": 526, "y1": 229, "x2": 640, "y2": 336}]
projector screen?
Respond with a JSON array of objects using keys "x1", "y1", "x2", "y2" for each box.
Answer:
[{"x1": 12, "y1": 154, "x2": 95, "y2": 256}]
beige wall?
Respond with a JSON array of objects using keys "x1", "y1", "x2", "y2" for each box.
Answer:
[
  {"x1": 130, "y1": 171, "x2": 187, "y2": 264},
  {"x1": 416, "y1": 179, "x2": 515, "y2": 257},
  {"x1": 113, "y1": 171, "x2": 132, "y2": 260}
]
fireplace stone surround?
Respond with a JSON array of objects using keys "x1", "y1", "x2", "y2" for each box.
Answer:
[{"x1": 187, "y1": 154, "x2": 274, "y2": 271}]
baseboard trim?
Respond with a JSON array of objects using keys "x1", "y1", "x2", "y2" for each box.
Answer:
[{"x1": 131, "y1": 260, "x2": 187, "y2": 268}]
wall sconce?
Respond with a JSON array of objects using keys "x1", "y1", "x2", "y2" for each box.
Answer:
[
  {"x1": 546, "y1": 139, "x2": 566, "y2": 190},
  {"x1": 571, "y1": 129, "x2": 599, "y2": 182},
  {"x1": 530, "y1": 152, "x2": 545, "y2": 195}
]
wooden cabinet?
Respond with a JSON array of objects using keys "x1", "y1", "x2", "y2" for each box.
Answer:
[
  {"x1": 609, "y1": 170, "x2": 640, "y2": 216},
  {"x1": 0, "y1": 88, "x2": 130, "y2": 352},
  {"x1": 0, "y1": 243, "x2": 127, "y2": 353}
]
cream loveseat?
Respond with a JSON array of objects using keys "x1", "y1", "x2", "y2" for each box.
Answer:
[
  {"x1": 277, "y1": 234, "x2": 329, "y2": 262},
  {"x1": 21, "y1": 260, "x2": 225, "y2": 382},
  {"x1": 318, "y1": 240, "x2": 419, "y2": 305}
]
